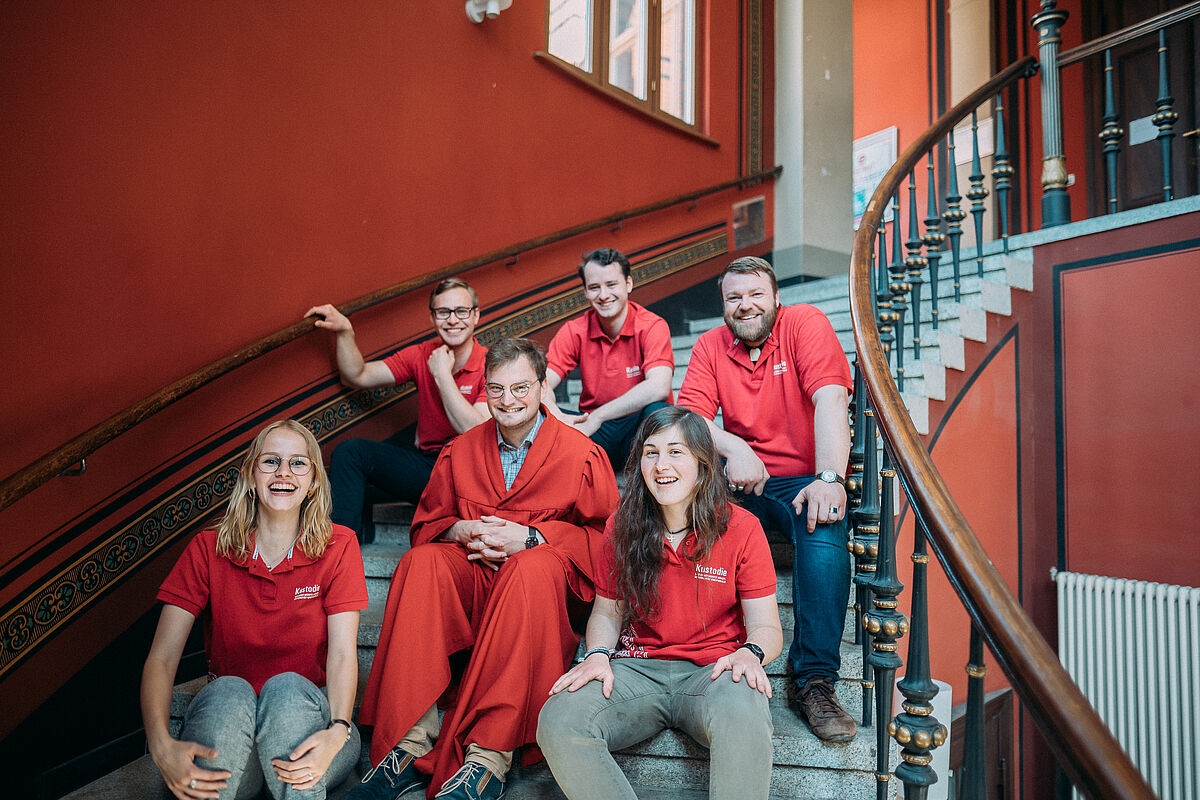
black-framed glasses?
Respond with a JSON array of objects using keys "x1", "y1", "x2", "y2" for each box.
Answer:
[
  {"x1": 431, "y1": 306, "x2": 477, "y2": 320},
  {"x1": 484, "y1": 381, "x2": 538, "y2": 399},
  {"x1": 255, "y1": 454, "x2": 314, "y2": 475}
]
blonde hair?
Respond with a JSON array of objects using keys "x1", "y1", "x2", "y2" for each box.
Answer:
[{"x1": 216, "y1": 420, "x2": 333, "y2": 563}]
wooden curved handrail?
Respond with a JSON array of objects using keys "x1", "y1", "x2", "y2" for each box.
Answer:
[
  {"x1": 0, "y1": 166, "x2": 781, "y2": 514},
  {"x1": 849, "y1": 56, "x2": 1155, "y2": 799}
]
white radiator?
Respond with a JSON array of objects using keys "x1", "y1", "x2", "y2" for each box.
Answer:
[{"x1": 1053, "y1": 569, "x2": 1200, "y2": 800}]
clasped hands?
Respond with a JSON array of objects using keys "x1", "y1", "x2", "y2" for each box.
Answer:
[{"x1": 447, "y1": 516, "x2": 531, "y2": 570}]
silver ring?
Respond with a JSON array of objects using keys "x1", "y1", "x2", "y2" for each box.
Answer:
[
  {"x1": 830, "y1": 506, "x2": 839, "y2": 514},
  {"x1": 189, "y1": 779, "x2": 198, "y2": 790}
]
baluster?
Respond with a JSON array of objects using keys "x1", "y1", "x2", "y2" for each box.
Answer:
[
  {"x1": 1031, "y1": 0, "x2": 1071, "y2": 226},
  {"x1": 943, "y1": 135, "x2": 965, "y2": 302},
  {"x1": 992, "y1": 92, "x2": 1013, "y2": 252},
  {"x1": 966, "y1": 111, "x2": 989, "y2": 279},
  {"x1": 891, "y1": 517, "x2": 947, "y2": 800},
  {"x1": 905, "y1": 175, "x2": 927, "y2": 359},
  {"x1": 889, "y1": 198, "x2": 909, "y2": 391},
  {"x1": 1153, "y1": 29, "x2": 1178, "y2": 202},
  {"x1": 852, "y1": 394, "x2": 881, "y2": 726},
  {"x1": 960, "y1": 625, "x2": 988, "y2": 800},
  {"x1": 1098, "y1": 49, "x2": 1124, "y2": 214},
  {"x1": 848, "y1": 359, "x2": 866, "y2": 650},
  {"x1": 923, "y1": 152, "x2": 944, "y2": 330},
  {"x1": 866, "y1": 449, "x2": 908, "y2": 800},
  {"x1": 877, "y1": 220, "x2": 896, "y2": 365}
]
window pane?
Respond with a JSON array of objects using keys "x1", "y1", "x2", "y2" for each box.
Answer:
[
  {"x1": 659, "y1": 0, "x2": 694, "y2": 123},
  {"x1": 549, "y1": 0, "x2": 592, "y2": 71},
  {"x1": 609, "y1": 0, "x2": 646, "y2": 99}
]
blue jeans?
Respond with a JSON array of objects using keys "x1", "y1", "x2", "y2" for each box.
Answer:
[
  {"x1": 587, "y1": 401, "x2": 672, "y2": 474},
  {"x1": 181, "y1": 673, "x2": 360, "y2": 800},
  {"x1": 736, "y1": 475, "x2": 851, "y2": 686},
  {"x1": 537, "y1": 658, "x2": 773, "y2": 800},
  {"x1": 329, "y1": 437, "x2": 439, "y2": 539}
]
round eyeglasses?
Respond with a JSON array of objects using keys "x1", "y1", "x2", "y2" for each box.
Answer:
[
  {"x1": 484, "y1": 381, "x2": 537, "y2": 399},
  {"x1": 431, "y1": 306, "x2": 477, "y2": 320},
  {"x1": 255, "y1": 454, "x2": 314, "y2": 475}
]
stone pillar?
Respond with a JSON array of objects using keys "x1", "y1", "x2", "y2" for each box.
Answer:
[{"x1": 772, "y1": 0, "x2": 853, "y2": 281}]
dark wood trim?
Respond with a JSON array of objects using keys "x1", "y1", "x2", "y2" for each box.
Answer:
[
  {"x1": 532, "y1": 51, "x2": 719, "y2": 145},
  {"x1": 0, "y1": 169, "x2": 777, "y2": 513},
  {"x1": 1059, "y1": 1, "x2": 1200, "y2": 67},
  {"x1": 849, "y1": 54, "x2": 1156, "y2": 799}
]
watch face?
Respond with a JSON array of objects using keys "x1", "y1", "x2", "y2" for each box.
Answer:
[{"x1": 820, "y1": 470, "x2": 837, "y2": 482}]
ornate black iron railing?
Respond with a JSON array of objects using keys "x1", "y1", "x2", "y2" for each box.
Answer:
[{"x1": 846, "y1": 43, "x2": 1159, "y2": 800}]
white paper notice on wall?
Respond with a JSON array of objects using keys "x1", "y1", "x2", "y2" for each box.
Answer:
[
  {"x1": 1129, "y1": 115, "x2": 1157, "y2": 146},
  {"x1": 852, "y1": 126, "x2": 898, "y2": 229},
  {"x1": 951, "y1": 116, "x2": 994, "y2": 165}
]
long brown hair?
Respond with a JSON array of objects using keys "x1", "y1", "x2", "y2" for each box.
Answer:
[
  {"x1": 215, "y1": 420, "x2": 334, "y2": 563},
  {"x1": 610, "y1": 406, "x2": 731, "y2": 622}
]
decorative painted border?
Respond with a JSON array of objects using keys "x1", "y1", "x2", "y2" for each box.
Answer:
[
  {"x1": 745, "y1": 0, "x2": 764, "y2": 176},
  {"x1": 0, "y1": 232, "x2": 728, "y2": 678}
]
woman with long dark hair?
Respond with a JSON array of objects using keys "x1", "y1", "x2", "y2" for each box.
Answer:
[
  {"x1": 537, "y1": 406, "x2": 782, "y2": 799},
  {"x1": 141, "y1": 420, "x2": 368, "y2": 799}
]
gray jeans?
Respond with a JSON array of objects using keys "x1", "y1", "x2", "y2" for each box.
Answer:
[
  {"x1": 536, "y1": 658, "x2": 773, "y2": 800},
  {"x1": 181, "y1": 672, "x2": 360, "y2": 800}
]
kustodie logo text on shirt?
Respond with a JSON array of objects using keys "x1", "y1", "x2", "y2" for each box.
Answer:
[
  {"x1": 694, "y1": 564, "x2": 728, "y2": 584},
  {"x1": 294, "y1": 584, "x2": 320, "y2": 600}
]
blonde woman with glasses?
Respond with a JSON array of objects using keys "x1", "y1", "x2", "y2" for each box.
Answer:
[{"x1": 141, "y1": 420, "x2": 368, "y2": 799}]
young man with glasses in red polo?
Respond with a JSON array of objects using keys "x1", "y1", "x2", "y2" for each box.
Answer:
[{"x1": 305, "y1": 278, "x2": 489, "y2": 542}]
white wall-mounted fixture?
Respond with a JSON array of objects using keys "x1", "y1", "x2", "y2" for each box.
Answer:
[{"x1": 466, "y1": 0, "x2": 512, "y2": 23}]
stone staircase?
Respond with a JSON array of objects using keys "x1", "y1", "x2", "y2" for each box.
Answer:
[{"x1": 64, "y1": 248, "x2": 1034, "y2": 799}]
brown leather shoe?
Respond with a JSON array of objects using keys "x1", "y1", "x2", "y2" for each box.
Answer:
[{"x1": 789, "y1": 678, "x2": 857, "y2": 743}]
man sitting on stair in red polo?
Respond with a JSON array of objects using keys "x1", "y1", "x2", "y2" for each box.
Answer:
[
  {"x1": 544, "y1": 247, "x2": 674, "y2": 473},
  {"x1": 348, "y1": 337, "x2": 619, "y2": 800},
  {"x1": 677, "y1": 256, "x2": 857, "y2": 744}
]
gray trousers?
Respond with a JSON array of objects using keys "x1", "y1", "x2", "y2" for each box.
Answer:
[
  {"x1": 536, "y1": 658, "x2": 773, "y2": 800},
  {"x1": 181, "y1": 672, "x2": 360, "y2": 800}
]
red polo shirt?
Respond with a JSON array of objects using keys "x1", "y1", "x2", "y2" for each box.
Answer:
[
  {"x1": 677, "y1": 304, "x2": 851, "y2": 477},
  {"x1": 383, "y1": 338, "x2": 487, "y2": 451},
  {"x1": 157, "y1": 525, "x2": 368, "y2": 693},
  {"x1": 593, "y1": 504, "x2": 776, "y2": 665},
  {"x1": 547, "y1": 302, "x2": 674, "y2": 412}
]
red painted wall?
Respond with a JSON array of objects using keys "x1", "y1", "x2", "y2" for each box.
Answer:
[
  {"x1": 1, "y1": 1, "x2": 752, "y2": 481},
  {"x1": 0, "y1": 1, "x2": 771, "y2": 735},
  {"x1": 896, "y1": 334, "x2": 1021, "y2": 709},
  {"x1": 853, "y1": 0, "x2": 933, "y2": 145}
]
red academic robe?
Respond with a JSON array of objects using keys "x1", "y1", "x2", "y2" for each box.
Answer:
[{"x1": 357, "y1": 411, "x2": 619, "y2": 794}]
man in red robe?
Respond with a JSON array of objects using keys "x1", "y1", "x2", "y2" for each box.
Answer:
[{"x1": 349, "y1": 337, "x2": 619, "y2": 800}]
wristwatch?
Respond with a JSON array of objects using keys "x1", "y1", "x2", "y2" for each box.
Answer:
[
  {"x1": 818, "y1": 469, "x2": 846, "y2": 487},
  {"x1": 738, "y1": 642, "x2": 765, "y2": 663},
  {"x1": 525, "y1": 525, "x2": 541, "y2": 550}
]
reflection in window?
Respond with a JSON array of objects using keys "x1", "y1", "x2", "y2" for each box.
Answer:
[
  {"x1": 659, "y1": 0, "x2": 694, "y2": 124},
  {"x1": 609, "y1": 0, "x2": 646, "y2": 100},
  {"x1": 549, "y1": 0, "x2": 592, "y2": 71}
]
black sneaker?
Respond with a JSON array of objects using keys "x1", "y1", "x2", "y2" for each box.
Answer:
[{"x1": 346, "y1": 746, "x2": 425, "y2": 800}]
